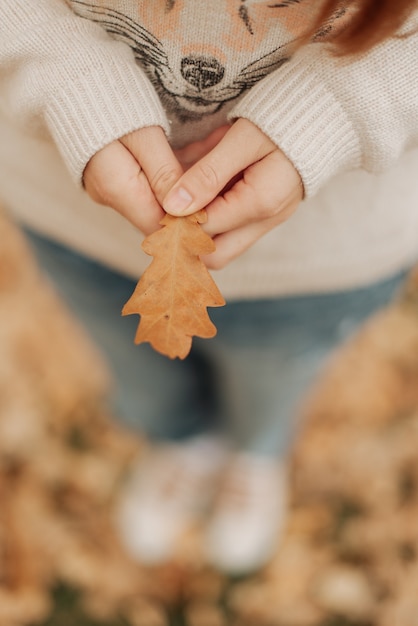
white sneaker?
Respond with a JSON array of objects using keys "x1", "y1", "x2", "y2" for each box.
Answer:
[
  {"x1": 115, "y1": 435, "x2": 228, "y2": 565},
  {"x1": 205, "y1": 452, "x2": 288, "y2": 575}
]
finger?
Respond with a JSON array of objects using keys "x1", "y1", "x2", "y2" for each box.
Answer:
[
  {"x1": 83, "y1": 140, "x2": 164, "y2": 234},
  {"x1": 203, "y1": 201, "x2": 299, "y2": 270},
  {"x1": 201, "y1": 150, "x2": 303, "y2": 238},
  {"x1": 162, "y1": 119, "x2": 276, "y2": 216},
  {"x1": 120, "y1": 126, "x2": 184, "y2": 206},
  {"x1": 174, "y1": 125, "x2": 231, "y2": 167}
]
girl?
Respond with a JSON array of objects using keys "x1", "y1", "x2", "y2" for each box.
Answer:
[{"x1": 0, "y1": 0, "x2": 417, "y2": 573}]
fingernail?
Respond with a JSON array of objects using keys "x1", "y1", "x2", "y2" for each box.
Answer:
[{"x1": 164, "y1": 186, "x2": 193, "y2": 214}]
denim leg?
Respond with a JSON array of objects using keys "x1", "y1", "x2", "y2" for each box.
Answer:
[
  {"x1": 200, "y1": 270, "x2": 408, "y2": 457},
  {"x1": 26, "y1": 229, "x2": 408, "y2": 455},
  {"x1": 25, "y1": 231, "x2": 214, "y2": 440}
]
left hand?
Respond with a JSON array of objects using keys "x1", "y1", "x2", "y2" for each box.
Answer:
[
  {"x1": 163, "y1": 118, "x2": 304, "y2": 269},
  {"x1": 173, "y1": 125, "x2": 230, "y2": 170}
]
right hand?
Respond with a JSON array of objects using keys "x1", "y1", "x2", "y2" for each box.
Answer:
[
  {"x1": 83, "y1": 125, "x2": 183, "y2": 235},
  {"x1": 163, "y1": 119, "x2": 304, "y2": 270}
]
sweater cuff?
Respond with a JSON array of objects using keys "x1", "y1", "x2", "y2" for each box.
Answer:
[
  {"x1": 229, "y1": 46, "x2": 362, "y2": 197},
  {"x1": 45, "y1": 54, "x2": 169, "y2": 185}
]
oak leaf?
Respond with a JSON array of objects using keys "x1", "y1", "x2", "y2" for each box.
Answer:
[{"x1": 122, "y1": 210, "x2": 225, "y2": 359}]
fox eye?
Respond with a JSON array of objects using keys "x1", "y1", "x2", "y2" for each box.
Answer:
[
  {"x1": 267, "y1": 0, "x2": 301, "y2": 6},
  {"x1": 239, "y1": 0, "x2": 302, "y2": 33},
  {"x1": 239, "y1": 4, "x2": 254, "y2": 34}
]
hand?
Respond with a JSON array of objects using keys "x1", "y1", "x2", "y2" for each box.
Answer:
[
  {"x1": 83, "y1": 126, "x2": 183, "y2": 235},
  {"x1": 174, "y1": 125, "x2": 230, "y2": 170},
  {"x1": 163, "y1": 119, "x2": 304, "y2": 269}
]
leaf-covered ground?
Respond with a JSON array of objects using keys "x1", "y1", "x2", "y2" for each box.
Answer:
[{"x1": 1, "y1": 209, "x2": 418, "y2": 626}]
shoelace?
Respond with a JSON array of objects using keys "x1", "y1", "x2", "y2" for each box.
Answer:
[
  {"x1": 215, "y1": 469, "x2": 262, "y2": 511},
  {"x1": 147, "y1": 456, "x2": 215, "y2": 508},
  {"x1": 215, "y1": 462, "x2": 282, "y2": 512}
]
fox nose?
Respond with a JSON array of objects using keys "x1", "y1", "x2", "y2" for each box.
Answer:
[{"x1": 181, "y1": 56, "x2": 225, "y2": 90}]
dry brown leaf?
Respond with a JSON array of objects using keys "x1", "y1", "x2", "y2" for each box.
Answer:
[
  {"x1": 122, "y1": 210, "x2": 225, "y2": 359},
  {"x1": 3, "y1": 205, "x2": 418, "y2": 625}
]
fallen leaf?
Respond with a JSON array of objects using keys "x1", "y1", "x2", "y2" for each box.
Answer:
[{"x1": 122, "y1": 210, "x2": 225, "y2": 359}]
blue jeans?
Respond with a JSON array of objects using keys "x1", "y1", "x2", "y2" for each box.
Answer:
[{"x1": 26, "y1": 231, "x2": 407, "y2": 457}]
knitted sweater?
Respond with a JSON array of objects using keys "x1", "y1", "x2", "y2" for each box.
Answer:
[{"x1": 0, "y1": 0, "x2": 418, "y2": 299}]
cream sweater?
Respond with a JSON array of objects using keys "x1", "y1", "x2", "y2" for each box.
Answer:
[{"x1": 0, "y1": 0, "x2": 418, "y2": 299}]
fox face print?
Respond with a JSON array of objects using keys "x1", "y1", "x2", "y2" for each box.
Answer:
[{"x1": 68, "y1": 0, "x2": 339, "y2": 120}]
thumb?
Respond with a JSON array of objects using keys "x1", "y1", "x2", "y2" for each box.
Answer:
[
  {"x1": 120, "y1": 126, "x2": 184, "y2": 206},
  {"x1": 162, "y1": 119, "x2": 275, "y2": 216}
]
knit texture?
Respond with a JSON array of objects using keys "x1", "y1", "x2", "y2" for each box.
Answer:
[
  {"x1": 0, "y1": 1, "x2": 418, "y2": 298},
  {"x1": 0, "y1": 0, "x2": 170, "y2": 183}
]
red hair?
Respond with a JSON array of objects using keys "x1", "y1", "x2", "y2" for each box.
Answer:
[{"x1": 313, "y1": 0, "x2": 418, "y2": 55}]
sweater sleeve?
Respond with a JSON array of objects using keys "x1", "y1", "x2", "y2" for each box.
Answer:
[
  {"x1": 0, "y1": 0, "x2": 170, "y2": 184},
  {"x1": 229, "y1": 14, "x2": 418, "y2": 198}
]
